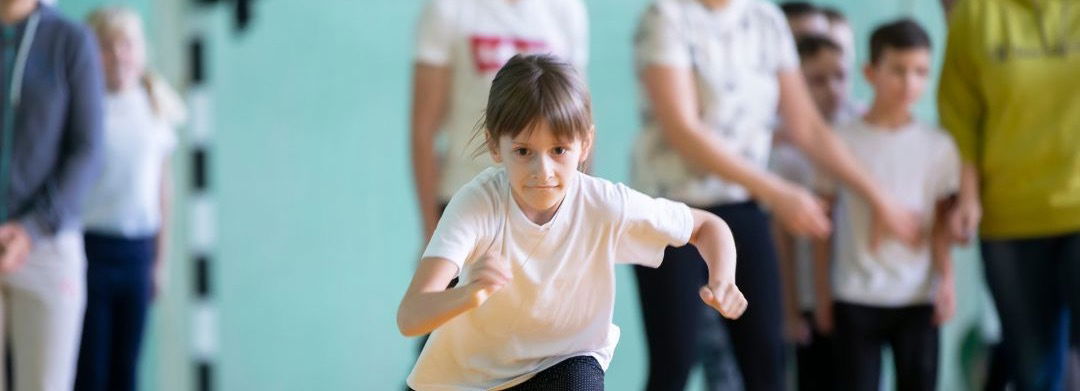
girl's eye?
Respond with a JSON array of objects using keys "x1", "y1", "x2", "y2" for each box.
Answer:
[
  {"x1": 514, "y1": 148, "x2": 530, "y2": 157},
  {"x1": 553, "y1": 147, "x2": 568, "y2": 155}
]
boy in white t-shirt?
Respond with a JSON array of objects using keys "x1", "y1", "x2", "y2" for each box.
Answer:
[
  {"x1": 398, "y1": 54, "x2": 747, "y2": 390},
  {"x1": 770, "y1": 33, "x2": 855, "y2": 391},
  {"x1": 813, "y1": 20, "x2": 959, "y2": 391}
]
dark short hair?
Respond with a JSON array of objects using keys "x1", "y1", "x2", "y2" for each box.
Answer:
[
  {"x1": 779, "y1": 1, "x2": 821, "y2": 18},
  {"x1": 869, "y1": 19, "x2": 931, "y2": 64},
  {"x1": 479, "y1": 54, "x2": 592, "y2": 152},
  {"x1": 797, "y1": 34, "x2": 843, "y2": 61},
  {"x1": 821, "y1": 7, "x2": 847, "y2": 24}
]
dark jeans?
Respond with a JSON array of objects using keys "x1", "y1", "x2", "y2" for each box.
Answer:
[
  {"x1": 833, "y1": 302, "x2": 939, "y2": 391},
  {"x1": 74, "y1": 232, "x2": 156, "y2": 391},
  {"x1": 635, "y1": 201, "x2": 784, "y2": 391},
  {"x1": 505, "y1": 356, "x2": 604, "y2": 391},
  {"x1": 795, "y1": 311, "x2": 836, "y2": 391},
  {"x1": 981, "y1": 231, "x2": 1080, "y2": 391}
]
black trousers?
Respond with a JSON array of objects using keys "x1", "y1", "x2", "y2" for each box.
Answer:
[
  {"x1": 833, "y1": 302, "x2": 939, "y2": 391},
  {"x1": 635, "y1": 201, "x2": 785, "y2": 391},
  {"x1": 795, "y1": 311, "x2": 836, "y2": 391},
  {"x1": 506, "y1": 356, "x2": 604, "y2": 391}
]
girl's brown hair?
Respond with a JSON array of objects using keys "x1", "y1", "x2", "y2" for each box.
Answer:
[{"x1": 477, "y1": 54, "x2": 592, "y2": 153}]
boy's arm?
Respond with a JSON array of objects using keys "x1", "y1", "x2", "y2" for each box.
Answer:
[
  {"x1": 687, "y1": 208, "x2": 747, "y2": 319},
  {"x1": 397, "y1": 255, "x2": 510, "y2": 337},
  {"x1": 950, "y1": 163, "x2": 981, "y2": 244},
  {"x1": 773, "y1": 223, "x2": 808, "y2": 342},
  {"x1": 932, "y1": 197, "x2": 957, "y2": 325},
  {"x1": 811, "y1": 195, "x2": 836, "y2": 334}
]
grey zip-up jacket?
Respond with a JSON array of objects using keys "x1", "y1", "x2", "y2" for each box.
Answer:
[{"x1": 1, "y1": 4, "x2": 104, "y2": 241}]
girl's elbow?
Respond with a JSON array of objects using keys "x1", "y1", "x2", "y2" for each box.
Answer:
[
  {"x1": 396, "y1": 302, "x2": 421, "y2": 337},
  {"x1": 397, "y1": 312, "x2": 423, "y2": 337}
]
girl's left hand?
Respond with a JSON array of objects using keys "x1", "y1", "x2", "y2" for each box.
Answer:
[{"x1": 699, "y1": 281, "x2": 747, "y2": 319}]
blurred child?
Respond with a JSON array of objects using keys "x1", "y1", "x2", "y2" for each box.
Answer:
[
  {"x1": 770, "y1": 34, "x2": 852, "y2": 391},
  {"x1": 813, "y1": 19, "x2": 959, "y2": 391}
]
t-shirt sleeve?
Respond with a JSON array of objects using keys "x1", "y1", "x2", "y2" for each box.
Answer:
[
  {"x1": 421, "y1": 182, "x2": 494, "y2": 275},
  {"x1": 634, "y1": 3, "x2": 691, "y2": 68},
  {"x1": 761, "y1": 2, "x2": 799, "y2": 73},
  {"x1": 614, "y1": 183, "x2": 694, "y2": 267},
  {"x1": 415, "y1": 0, "x2": 456, "y2": 66},
  {"x1": 935, "y1": 131, "x2": 962, "y2": 199}
]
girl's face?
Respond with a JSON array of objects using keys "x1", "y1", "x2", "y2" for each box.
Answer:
[
  {"x1": 98, "y1": 26, "x2": 145, "y2": 92},
  {"x1": 491, "y1": 122, "x2": 592, "y2": 224}
]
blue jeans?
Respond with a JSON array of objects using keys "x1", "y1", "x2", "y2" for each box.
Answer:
[
  {"x1": 981, "y1": 231, "x2": 1080, "y2": 391},
  {"x1": 74, "y1": 232, "x2": 156, "y2": 391}
]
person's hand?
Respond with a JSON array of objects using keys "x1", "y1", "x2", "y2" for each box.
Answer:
[
  {"x1": 784, "y1": 312, "x2": 811, "y2": 345},
  {"x1": 870, "y1": 196, "x2": 922, "y2": 251},
  {"x1": 0, "y1": 222, "x2": 31, "y2": 274},
  {"x1": 464, "y1": 251, "x2": 512, "y2": 308},
  {"x1": 948, "y1": 195, "x2": 981, "y2": 245},
  {"x1": 813, "y1": 301, "x2": 834, "y2": 336},
  {"x1": 766, "y1": 182, "x2": 831, "y2": 240},
  {"x1": 933, "y1": 274, "x2": 957, "y2": 326},
  {"x1": 700, "y1": 279, "x2": 747, "y2": 319}
]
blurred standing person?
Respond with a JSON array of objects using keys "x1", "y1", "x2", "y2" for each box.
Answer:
[
  {"x1": 75, "y1": 7, "x2": 184, "y2": 391},
  {"x1": 770, "y1": 34, "x2": 852, "y2": 391},
  {"x1": 0, "y1": 0, "x2": 105, "y2": 389},
  {"x1": 631, "y1": 0, "x2": 921, "y2": 389},
  {"x1": 939, "y1": 0, "x2": 1080, "y2": 389}
]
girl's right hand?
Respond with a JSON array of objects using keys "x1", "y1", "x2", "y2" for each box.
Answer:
[
  {"x1": 464, "y1": 252, "x2": 512, "y2": 308},
  {"x1": 765, "y1": 181, "x2": 831, "y2": 240}
]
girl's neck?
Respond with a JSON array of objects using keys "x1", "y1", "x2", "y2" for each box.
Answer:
[
  {"x1": 511, "y1": 190, "x2": 563, "y2": 226},
  {"x1": 862, "y1": 100, "x2": 913, "y2": 130}
]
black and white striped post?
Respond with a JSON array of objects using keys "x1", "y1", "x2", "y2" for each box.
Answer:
[
  {"x1": 185, "y1": 1, "x2": 256, "y2": 389},
  {"x1": 186, "y1": 32, "x2": 216, "y2": 391}
]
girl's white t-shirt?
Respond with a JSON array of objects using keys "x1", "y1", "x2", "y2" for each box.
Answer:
[
  {"x1": 631, "y1": 0, "x2": 798, "y2": 206},
  {"x1": 415, "y1": 0, "x2": 588, "y2": 201},
  {"x1": 409, "y1": 167, "x2": 693, "y2": 390},
  {"x1": 82, "y1": 86, "x2": 178, "y2": 237},
  {"x1": 817, "y1": 120, "x2": 960, "y2": 307}
]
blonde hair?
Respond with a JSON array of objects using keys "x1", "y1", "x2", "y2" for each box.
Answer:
[{"x1": 87, "y1": 6, "x2": 187, "y2": 125}]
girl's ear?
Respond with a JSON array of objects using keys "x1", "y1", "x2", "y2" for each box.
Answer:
[{"x1": 488, "y1": 133, "x2": 502, "y2": 163}]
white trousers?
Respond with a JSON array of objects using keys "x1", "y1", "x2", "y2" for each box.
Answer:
[{"x1": 0, "y1": 231, "x2": 86, "y2": 391}]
